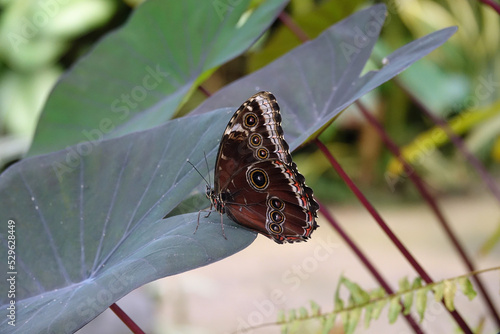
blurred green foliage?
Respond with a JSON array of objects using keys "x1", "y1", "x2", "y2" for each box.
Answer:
[{"x1": 0, "y1": 0, "x2": 128, "y2": 167}]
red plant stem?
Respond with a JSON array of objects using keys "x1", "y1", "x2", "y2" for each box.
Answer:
[
  {"x1": 314, "y1": 138, "x2": 473, "y2": 334},
  {"x1": 356, "y1": 100, "x2": 500, "y2": 326},
  {"x1": 278, "y1": 11, "x2": 310, "y2": 42},
  {"x1": 281, "y1": 8, "x2": 472, "y2": 332},
  {"x1": 110, "y1": 303, "x2": 145, "y2": 334},
  {"x1": 315, "y1": 139, "x2": 429, "y2": 278},
  {"x1": 477, "y1": 0, "x2": 500, "y2": 14},
  {"x1": 319, "y1": 204, "x2": 425, "y2": 334},
  {"x1": 198, "y1": 85, "x2": 212, "y2": 97}
]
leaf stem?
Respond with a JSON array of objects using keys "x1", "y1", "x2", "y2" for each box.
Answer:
[
  {"x1": 314, "y1": 138, "x2": 473, "y2": 334},
  {"x1": 318, "y1": 202, "x2": 424, "y2": 333},
  {"x1": 400, "y1": 81, "x2": 500, "y2": 206},
  {"x1": 198, "y1": 85, "x2": 212, "y2": 97},
  {"x1": 110, "y1": 303, "x2": 145, "y2": 334},
  {"x1": 356, "y1": 99, "x2": 500, "y2": 326},
  {"x1": 278, "y1": 11, "x2": 310, "y2": 42},
  {"x1": 477, "y1": 0, "x2": 500, "y2": 15}
]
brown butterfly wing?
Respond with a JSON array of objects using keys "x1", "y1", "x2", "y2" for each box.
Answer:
[
  {"x1": 224, "y1": 160, "x2": 318, "y2": 244},
  {"x1": 213, "y1": 91, "x2": 289, "y2": 192},
  {"x1": 211, "y1": 91, "x2": 319, "y2": 244}
]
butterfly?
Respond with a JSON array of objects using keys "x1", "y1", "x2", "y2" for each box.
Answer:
[{"x1": 203, "y1": 91, "x2": 319, "y2": 244}]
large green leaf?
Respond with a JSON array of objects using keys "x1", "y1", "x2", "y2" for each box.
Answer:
[
  {"x1": 27, "y1": 0, "x2": 288, "y2": 157},
  {"x1": 0, "y1": 4, "x2": 456, "y2": 333},
  {"x1": 1, "y1": 108, "x2": 256, "y2": 333}
]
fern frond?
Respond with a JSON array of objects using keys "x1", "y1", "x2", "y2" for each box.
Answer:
[{"x1": 236, "y1": 267, "x2": 499, "y2": 334}]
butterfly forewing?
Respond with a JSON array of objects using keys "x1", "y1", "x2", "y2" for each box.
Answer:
[
  {"x1": 214, "y1": 93, "x2": 287, "y2": 190},
  {"x1": 210, "y1": 91, "x2": 319, "y2": 244}
]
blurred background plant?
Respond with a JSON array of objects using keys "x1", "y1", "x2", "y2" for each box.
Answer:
[
  {"x1": 2, "y1": 0, "x2": 498, "y2": 205},
  {"x1": 0, "y1": 0, "x2": 129, "y2": 168}
]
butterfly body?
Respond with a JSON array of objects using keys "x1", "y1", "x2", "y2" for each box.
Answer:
[{"x1": 208, "y1": 91, "x2": 319, "y2": 244}]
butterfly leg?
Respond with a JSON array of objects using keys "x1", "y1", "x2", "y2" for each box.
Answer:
[
  {"x1": 219, "y1": 213, "x2": 227, "y2": 240},
  {"x1": 194, "y1": 205, "x2": 226, "y2": 240},
  {"x1": 194, "y1": 207, "x2": 211, "y2": 235},
  {"x1": 194, "y1": 210, "x2": 202, "y2": 234},
  {"x1": 193, "y1": 205, "x2": 213, "y2": 234},
  {"x1": 204, "y1": 201, "x2": 213, "y2": 218}
]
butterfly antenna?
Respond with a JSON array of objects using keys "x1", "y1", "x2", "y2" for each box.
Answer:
[
  {"x1": 204, "y1": 151, "x2": 211, "y2": 186},
  {"x1": 187, "y1": 159, "x2": 210, "y2": 186}
]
